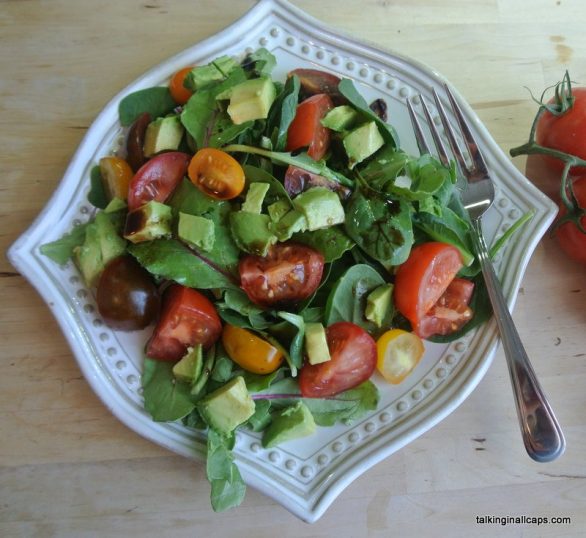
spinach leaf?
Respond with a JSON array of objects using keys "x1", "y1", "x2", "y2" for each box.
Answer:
[
  {"x1": 88, "y1": 165, "x2": 108, "y2": 209},
  {"x1": 344, "y1": 189, "x2": 414, "y2": 266},
  {"x1": 216, "y1": 289, "x2": 274, "y2": 330},
  {"x1": 293, "y1": 226, "x2": 355, "y2": 263},
  {"x1": 243, "y1": 369, "x2": 281, "y2": 392},
  {"x1": 358, "y1": 147, "x2": 410, "y2": 191},
  {"x1": 324, "y1": 264, "x2": 386, "y2": 332},
  {"x1": 142, "y1": 358, "x2": 195, "y2": 422},
  {"x1": 128, "y1": 239, "x2": 238, "y2": 290},
  {"x1": 118, "y1": 87, "x2": 176, "y2": 127},
  {"x1": 39, "y1": 222, "x2": 88, "y2": 265},
  {"x1": 243, "y1": 164, "x2": 291, "y2": 204},
  {"x1": 275, "y1": 311, "x2": 305, "y2": 375},
  {"x1": 206, "y1": 430, "x2": 246, "y2": 512},
  {"x1": 266, "y1": 75, "x2": 300, "y2": 151}
]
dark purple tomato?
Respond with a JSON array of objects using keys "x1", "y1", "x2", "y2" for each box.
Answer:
[{"x1": 96, "y1": 255, "x2": 160, "y2": 331}]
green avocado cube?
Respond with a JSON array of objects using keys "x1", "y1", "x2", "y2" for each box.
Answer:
[
  {"x1": 172, "y1": 345, "x2": 203, "y2": 384},
  {"x1": 292, "y1": 187, "x2": 345, "y2": 231},
  {"x1": 321, "y1": 105, "x2": 360, "y2": 132},
  {"x1": 241, "y1": 182, "x2": 270, "y2": 214},
  {"x1": 143, "y1": 116, "x2": 184, "y2": 158},
  {"x1": 123, "y1": 201, "x2": 173, "y2": 244},
  {"x1": 272, "y1": 209, "x2": 308, "y2": 241},
  {"x1": 365, "y1": 283, "x2": 394, "y2": 328},
  {"x1": 178, "y1": 212, "x2": 215, "y2": 251},
  {"x1": 343, "y1": 121, "x2": 384, "y2": 169},
  {"x1": 262, "y1": 401, "x2": 316, "y2": 448},
  {"x1": 226, "y1": 77, "x2": 277, "y2": 125},
  {"x1": 267, "y1": 199, "x2": 291, "y2": 223},
  {"x1": 304, "y1": 322, "x2": 331, "y2": 365},
  {"x1": 230, "y1": 211, "x2": 277, "y2": 256}
]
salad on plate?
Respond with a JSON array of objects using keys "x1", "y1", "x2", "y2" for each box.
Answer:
[{"x1": 41, "y1": 48, "x2": 525, "y2": 511}]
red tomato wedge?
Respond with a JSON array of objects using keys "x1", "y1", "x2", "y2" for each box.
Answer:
[
  {"x1": 299, "y1": 322, "x2": 377, "y2": 398},
  {"x1": 127, "y1": 151, "x2": 190, "y2": 211},
  {"x1": 146, "y1": 284, "x2": 222, "y2": 361},
  {"x1": 286, "y1": 94, "x2": 333, "y2": 161},
  {"x1": 394, "y1": 242, "x2": 465, "y2": 338}
]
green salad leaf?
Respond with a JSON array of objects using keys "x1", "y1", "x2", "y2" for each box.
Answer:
[{"x1": 118, "y1": 86, "x2": 176, "y2": 127}]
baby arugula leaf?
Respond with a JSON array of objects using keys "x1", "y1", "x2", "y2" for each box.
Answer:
[{"x1": 266, "y1": 74, "x2": 300, "y2": 151}]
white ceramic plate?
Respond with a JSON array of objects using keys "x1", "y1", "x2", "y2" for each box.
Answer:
[{"x1": 8, "y1": 0, "x2": 556, "y2": 523}]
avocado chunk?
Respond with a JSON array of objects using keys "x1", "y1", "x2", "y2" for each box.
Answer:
[
  {"x1": 304, "y1": 322, "x2": 331, "y2": 365},
  {"x1": 185, "y1": 55, "x2": 238, "y2": 91},
  {"x1": 73, "y1": 211, "x2": 126, "y2": 287},
  {"x1": 197, "y1": 376, "x2": 256, "y2": 435},
  {"x1": 143, "y1": 115, "x2": 184, "y2": 158},
  {"x1": 230, "y1": 211, "x2": 277, "y2": 256},
  {"x1": 224, "y1": 77, "x2": 277, "y2": 125},
  {"x1": 365, "y1": 283, "x2": 394, "y2": 328},
  {"x1": 343, "y1": 121, "x2": 384, "y2": 169},
  {"x1": 267, "y1": 199, "x2": 291, "y2": 223},
  {"x1": 292, "y1": 187, "x2": 345, "y2": 231},
  {"x1": 172, "y1": 344, "x2": 203, "y2": 384},
  {"x1": 262, "y1": 401, "x2": 316, "y2": 448},
  {"x1": 104, "y1": 197, "x2": 127, "y2": 213},
  {"x1": 178, "y1": 212, "x2": 215, "y2": 251},
  {"x1": 321, "y1": 105, "x2": 360, "y2": 132},
  {"x1": 241, "y1": 182, "x2": 270, "y2": 214},
  {"x1": 272, "y1": 209, "x2": 308, "y2": 241},
  {"x1": 124, "y1": 200, "x2": 173, "y2": 243}
]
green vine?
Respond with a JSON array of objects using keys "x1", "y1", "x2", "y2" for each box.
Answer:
[{"x1": 509, "y1": 71, "x2": 586, "y2": 234}]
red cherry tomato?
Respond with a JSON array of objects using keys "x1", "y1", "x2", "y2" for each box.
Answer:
[
  {"x1": 394, "y1": 242, "x2": 464, "y2": 338},
  {"x1": 126, "y1": 112, "x2": 151, "y2": 172},
  {"x1": 555, "y1": 175, "x2": 586, "y2": 265},
  {"x1": 127, "y1": 151, "x2": 190, "y2": 211},
  {"x1": 286, "y1": 94, "x2": 333, "y2": 161},
  {"x1": 169, "y1": 66, "x2": 194, "y2": 105},
  {"x1": 299, "y1": 321, "x2": 377, "y2": 398},
  {"x1": 536, "y1": 87, "x2": 586, "y2": 173},
  {"x1": 287, "y1": 68, "x2": 343, "y2": 103},
  {"x1": 239, "y1": 242, "x2": 325, "y2": 308},
  {"x1": 146, "y1": 284, "x2": 222, "y2": 361},
  {"x1": 416, "y1": 278, "x2": 474, "y2": 339}
]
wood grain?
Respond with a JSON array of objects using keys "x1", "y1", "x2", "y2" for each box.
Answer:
[{"x1": 1, "y1": 0, "x2": 585, "y2": 536}]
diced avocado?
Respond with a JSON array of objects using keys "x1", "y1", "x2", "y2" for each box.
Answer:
[
  {"x1": 230, "y1": 211, "x2": 277, "y2": 256},
  {"x1": 262, "y1": 401, "x2": 316, "y2": 448},
  {"x1": 143, "y1": 116, "x2": 184, "y2": 158},
  {"x1": 272, "y1": 209, "x2": 308, "y2": 241},
  {"x1": 173, "y1": 345, "x2": 203, "y2": 384},
  {"x1": 95, "y1": 211, "x2": 126, "y2": 262},
  {"x1": 186, "y1": 55, "x2": 238, "y2": 91},
  {"x1": 104, "y1": 197, "x2": 127, "y2": 213},
  {"x1": 267, "y1": 199, "x2": 291, "y2": 223},
  {"x1": 225, "y1": 77, "x2": 277, "y2": 125},
  {"x1": 304, "y1": 322, "x2": 331, "y2": 365},
  {"x1": 178, "y1": 212, "x2": 215, "y2": 251},
  {"x1": 197, "y1": 376, "x2": 256, "y2": 435},
  {"x1": 365, "y1": 283, "x2": 394, "y2": 328},
  {"x1": 124, "y1": 200, "x2": 173, "y2": 243},
  {"x1": 292, "y1": 187, "x2": 345, "y2": 231},
  {"x1": 241, "y1": 182, "x2": 270, "y2": 214},
  {"x1": 343, "y1": 121, "x2": 384, "y2": 169},
  {"x1": 321, "y1": 105, "x2": 360, "y2": 132}
]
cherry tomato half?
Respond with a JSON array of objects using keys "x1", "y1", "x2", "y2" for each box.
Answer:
[
  {"x1": 169, "y1": 66, "x2": 194, "y2": 105},
  {"x1": 127, "y1": 151, "x2": 190, "y2": 211},
  {"x1": 222, "y1": 324, "x2": 284, "y2": 374},
  {"x1": 536, "y1": 87, "x2": 586, "y2": 173},
  {"x1": 126, "y1": 112, "x2": 151, "y2": 172},
  {"x1": 299, "y1": 321, "x2": 377, "y2": 398},
  {"x1": 96, "y1": 255, "x2": 160, "y2": 331},
  {"x1": 376, "y1": 329, "x2": 425, "y2": 384},
  {"x1": 239, "y1": 242, "x2": 325, "y2": 308},
  {"x1": 188, "y1": 148, "x2": 245, "y2": 200},
  {"x1": 555, "y1": 175, "x2": 586, "y2": 265},
  {"x1": 394, "y1": 242, "x2": 464, "y2": 338},
  {"x1": 287, "y1": 68, "x2": 344, "y2": 104},
  {"x1": 99, "y1": 156, "x2": 133, "y2": 201},
  {"x1": 146, "y1": 284, "x2": 222, "y2": 361},
  {"x1": 286, "y1": 94, "x2": 333, "y2": 161}
]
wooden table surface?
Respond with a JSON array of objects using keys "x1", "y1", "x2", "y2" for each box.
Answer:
[{"x1": 2, "y1": 0, "x2": 585, "y2": 536}]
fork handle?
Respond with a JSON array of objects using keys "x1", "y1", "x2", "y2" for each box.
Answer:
[{"x1": 472, "y1": 220, "x2": 566, "y2": 462}]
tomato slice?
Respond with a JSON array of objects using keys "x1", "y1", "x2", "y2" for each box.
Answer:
[
  {"x1": 239, "y1": 242, "x2": 325, "y2": 307},
  {"x1": 394, "y1": 242, "x2": 464, "y2": 338},
  {"x1": 299, "y1": 321, "x2": 377, "y2": 398},
  {"x1": 169, "y1": 66, "x2": 194, "y2": 105},
  {"x1": 222, "y1": 325, "x2": 284, "y2": 374},
  {"x1": 127, "y1": 151, "x2": 190, "y2": 211},
  {"x1": 286, "y1": 94, "x2": 333, "y2": 161},
  {"x1": 416, "y1": 278, "x2": 474, "y2": 339},
  {"x1": 146, "y1": 284, "x2": 222, "y2": 361},
  {"x1": 188, "y1": 148, "x2": 245, "y2": 200}
]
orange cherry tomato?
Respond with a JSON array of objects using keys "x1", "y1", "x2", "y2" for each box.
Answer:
[
  {"x1": 99, "y1": 156, "x2": 134, "y2": 201},
  {"x1": 188, "y1": 148, "x2": 245, "y2": 200},
  {"x1": 222, "y1": 325, "x2": 284, "y2": 375},
  {"x1": 169, "y1": 66, "x2": 194, "y2": 105}
]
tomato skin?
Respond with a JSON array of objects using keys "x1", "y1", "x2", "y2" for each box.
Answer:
[
  {"x1": 287, "y1": 69, "x2": 344, "y2": 104},
  {"x1": 286, "y1": 94, "x2": 333, "y2": 161},
  {"x1": 188, "y1": 148, "x2": 245, "y2": 200},
  {"x1": 299, "y1": 322, "x2": 377, "y2": 398},
  {"x1": 126, "y1": 112, "x2": 151, "y2": 172},
  {"x1": 239, "y1": 242, "x2": 325, "y2": 308},
  {"x1": 127, "y1": 151, "x2": 190, "y2": 211},
  {"x1": 146, "y1": 284, "x2": 222, "y2": 361},
  {"x1": 394, "y1": 242, "x2": 464, "y2": 337},
  {"x1": 555, "y1": 176, "x2": 586, "y2": 265},
  {"x1": 99, "y1": 156, "x2": 133, "y2": 201},
  {"x1": 222, "y1": 325, "x2": 284, "y2": 374},
  {"x1": 169, "y1": 66, "x2": 194, "y2": 105},
  {"x1": 536, "y1": 88, "x2": 586, "y2": 173}
]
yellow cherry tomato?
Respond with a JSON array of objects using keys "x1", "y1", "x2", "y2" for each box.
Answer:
[
  {"x1": 99, "y1": 156, "x2": 133, "y2": 201},
  {"x1": 376, "y1": 329, "x2": 424, "y2": 384},
  {"x1": 222, "y1": 324, "x2": 284, "y2": 375}
]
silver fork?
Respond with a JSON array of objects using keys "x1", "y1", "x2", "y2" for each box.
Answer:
[{"x1": 407, "y1": 85, "x2": 565, "y2": 463}]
